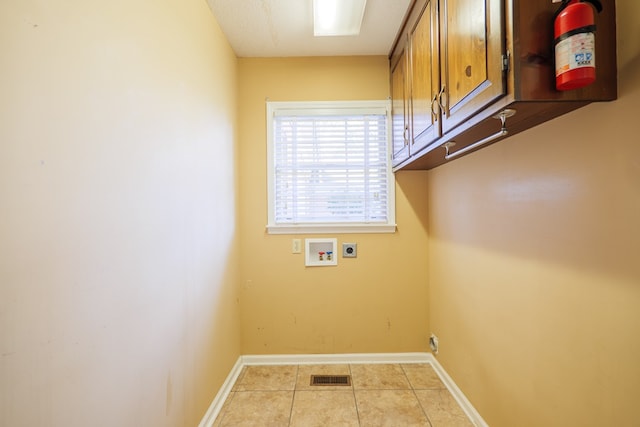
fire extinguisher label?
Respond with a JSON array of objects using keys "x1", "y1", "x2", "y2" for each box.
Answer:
[{"x1": 555, "y1": 32, "x2": 596, "y2": 76}]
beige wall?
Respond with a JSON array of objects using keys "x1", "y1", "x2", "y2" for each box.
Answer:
[
  {"x1": 0, "y1": 0, "x2": 240, "y2": 426},
  {"x1": 427, "y1": 2, "x2": 640, "y2": 425},
  {"x1": 5, "y1": 0, "x2": 634, "y2": 424},
  {"x1": 237, "y1": 57, "x2": 430, "y2": 355}
]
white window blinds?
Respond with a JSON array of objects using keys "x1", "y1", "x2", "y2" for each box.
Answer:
[{"x1": 267, "y1": 101, "x2": 395, "y2": 234}]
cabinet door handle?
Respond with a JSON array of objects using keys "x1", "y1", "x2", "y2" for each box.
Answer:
[
  {"x1": 437, "y1": 86, "x2": 447, "y2": 114},
  {"x1": 430, "y1": 94, "x2": 439, "y2": 119}
]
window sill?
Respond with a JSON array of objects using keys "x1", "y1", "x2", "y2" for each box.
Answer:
[{"x1": 266, "y1": 224, "x2": 397, "y2": 235}]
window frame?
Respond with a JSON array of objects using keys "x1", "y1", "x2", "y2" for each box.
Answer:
[{"x1": 266, "y1": 100, "x2": 396, "y2": 235}]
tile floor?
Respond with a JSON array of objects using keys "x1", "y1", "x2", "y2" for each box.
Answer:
[{"x1": 213, "y1": 363, "x2": 475, "y2": 427}]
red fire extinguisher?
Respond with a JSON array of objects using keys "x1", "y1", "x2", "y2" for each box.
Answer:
[{"x1": 554, "y1": 0, "x2": 603, "y2": 91}]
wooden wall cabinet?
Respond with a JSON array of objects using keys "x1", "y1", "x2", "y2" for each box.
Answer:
[
  {"x1": 391, "y1": 0, "x2": 441, "y2": 167},
  {"x1": 409, "y1": 0, "x2": 440, "y2": 156},
  {"x1": 391, "y1": 47, "x2": 410, "y2": 164},
  {"x1": 390, "y1": 0, "x2": 617, "y2": 170}
]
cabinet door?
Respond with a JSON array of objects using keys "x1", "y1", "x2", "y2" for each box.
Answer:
[
  {"x1": 440, "y1": 0, "x2": 505, "y2": 133},
  {"x1": 391, "y1": 48, "x2": 410, "y2": 165},
  {"x1": 410, "y1": 0, "x2": 440, "y2": 155}
]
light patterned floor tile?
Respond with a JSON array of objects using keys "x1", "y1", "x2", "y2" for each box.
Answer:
[
  {"x1": 355, "y1": 389, "x2": 431, "y2": 426},
  {"x1": 233, "y1": 364, "x2": 298, "y2": 391},
  {"x1": 350, "y1": 363, "x2": 411, "y2": 390},
  {"x1": 218, "y1": 390, "x2": 293, "y2": 426},
  {"x1": 415, "y1": 389, "x2": 474, "y2": 427},
  {"x1": 290, "y1": 390, "x2": 359, "y2": 427},
  {"x1": 214, "y1": 363, "x2": 476, "y2": 427},
  {"x1": 402, "y1": 363, "x2": 446, "y2": 389}
]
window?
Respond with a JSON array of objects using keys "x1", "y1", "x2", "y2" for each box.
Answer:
[{"x1": 266, "y1": 100, "x2": 396, "y2": 234}]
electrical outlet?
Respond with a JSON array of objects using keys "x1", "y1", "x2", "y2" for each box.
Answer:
[
  {"x1": 429, "y1": 334, "x2": 439, "y2": 355},
  {"x1": 342, "y1": 243, "x2": 357, "y2": 258},
  {"x1": 292, "y1": 239, "x2": 301, "y2": 254}
]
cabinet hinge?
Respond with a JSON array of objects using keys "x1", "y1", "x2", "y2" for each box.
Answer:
[{"x1": 502, "y1": 51, "x2": 511, "y2": 72}]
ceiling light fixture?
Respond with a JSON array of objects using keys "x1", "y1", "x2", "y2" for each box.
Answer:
[{"x1": 313, "y1": 0, "x2": 367, "y2": 37}]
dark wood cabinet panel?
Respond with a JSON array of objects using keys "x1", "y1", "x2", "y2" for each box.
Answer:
[
  {"x1": 440, "y1": 0, "x2": 506, "y2": 133},
  {"x1": 511, "y1": 0, "x2": 617, "y2": 102}
]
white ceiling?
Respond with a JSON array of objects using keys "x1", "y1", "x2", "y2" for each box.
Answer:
[{"x1": 206, "y1": 0, "x2": 412, "y2": 57}]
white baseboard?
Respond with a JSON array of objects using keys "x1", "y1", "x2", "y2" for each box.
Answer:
[
  {"x1": 241, "y1": 352, "x2": 432, "y2": 365},
  {"x1": 428, "y1": 355, "x2": 489, "y2": 427},
  {"x1": 198, "y1": 357, "x2": 244, "y2": 427},
  {"x1": 199, "y1": 352, "x2": 488, "y2": 427}
]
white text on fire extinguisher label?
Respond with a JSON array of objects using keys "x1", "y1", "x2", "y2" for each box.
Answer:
[{"x1": 555, "y1": 32, "x2": 595, "y2": 75}]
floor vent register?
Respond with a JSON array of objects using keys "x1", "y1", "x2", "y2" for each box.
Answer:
[{"x1": 310, "y1": 375, "x2": 352, "y2": 386}]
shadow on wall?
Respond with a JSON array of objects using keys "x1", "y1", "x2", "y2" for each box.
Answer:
[
  {"x1": 426, "y1": 51, "x2": 640, "y2": 285},
  {"x1": 395, "y1": 170, "x2": 429, "y2": 234}
]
